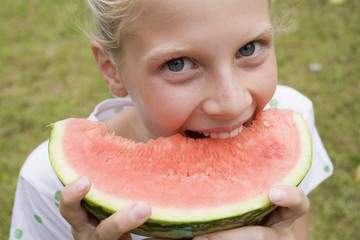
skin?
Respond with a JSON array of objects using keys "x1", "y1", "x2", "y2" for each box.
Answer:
[{"x1": 60, "y1": 0, "x2": 310, "y2": 239}]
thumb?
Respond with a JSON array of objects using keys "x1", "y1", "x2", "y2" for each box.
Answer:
[
  {"x1": 266, "y1": 185, "x2": 309, "y2": 227},
  {"x1": 59, "y1": 177, "x2": 94, "y2": 230}
]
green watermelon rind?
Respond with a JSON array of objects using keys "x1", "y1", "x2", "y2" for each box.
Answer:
[
  {"x1": 82, "y1": 197, "x2": 277, "y2": 239},
  {"x1": 49, "y1": 111, "x2": 312, "y2": 239}
]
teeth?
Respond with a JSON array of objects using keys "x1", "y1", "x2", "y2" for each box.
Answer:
[
  {"x1": 230, "y1": 125, "x2": 243, "y2": 138},
  {"x1": 201, "y1": 125, "x2": 244, "y2": 139},
  {"x1": 218, "y1": 132, "x2": 230, "y2": 139}
]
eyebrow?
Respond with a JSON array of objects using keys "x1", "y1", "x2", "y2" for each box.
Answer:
[
  {"x1": 143, "y1": 45, "x2": 193, "y2": 63},
  {"x1": 247, "y1": 25, "x2": 274, "y2": 41}
]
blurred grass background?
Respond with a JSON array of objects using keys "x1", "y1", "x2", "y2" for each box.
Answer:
[{"x1": 0, "y1": 0, "x2": 359, "y2": 239}]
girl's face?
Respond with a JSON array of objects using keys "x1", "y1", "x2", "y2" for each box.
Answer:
[{"x1": 117, "y1": 0, "x2": 277, "y2": 139}]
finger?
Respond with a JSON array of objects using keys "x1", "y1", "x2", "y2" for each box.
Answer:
[
  {"x1": 90, "y1": 201, "x2": 151, "y2": 240},
  {"x1": 193, "y1": 225, "x2": 288, "y2": 240},
  {"x1": 60, "y1": 177, "x2": 94, "y2": 234},
  {"x1": 266, "y1": 185, "x2": 309, "y2": 227}
]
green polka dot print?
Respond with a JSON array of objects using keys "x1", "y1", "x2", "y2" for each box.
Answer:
[
  {"x1": 324, "y1": 165, "x2": 331, "y2": 173},
  {"x1": 55, "y1": 190, "x2": 61, "y2": 207},
  {"x1": 114, "y1": 106, "x2": 124, "y2": 113},
  {"x1": 269, "y1": 98, "x2": 279, "y2": 107},
  {"x1": 34, "y1": 214, "x2": 43, "y2": 224},
  {"x1": 14, "y1": 228, "x2": 23, "y2": 239}
]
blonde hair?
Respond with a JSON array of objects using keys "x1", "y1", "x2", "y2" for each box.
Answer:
[
  {"x1": 86, "y1": 0, "x2": 141, "y2": 61},
  {"x1": 86, "y1": 0, "x2": 281, "y2": 62}
]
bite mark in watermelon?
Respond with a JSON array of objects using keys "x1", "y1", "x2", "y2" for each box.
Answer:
[{"x1": 49, "y1": 108, "x2": 312, "y2": 239}]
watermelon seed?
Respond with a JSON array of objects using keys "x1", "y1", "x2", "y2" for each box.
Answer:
[
  {"x1": 167, "y1": 169, "x2": 176, "y2": 177},
  {"x1": 263, "y1": 120, "x2": 270, "y2": 127}
]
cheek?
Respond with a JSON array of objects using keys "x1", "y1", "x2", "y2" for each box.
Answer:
[
  {"x1": 133, "y1": 89, "x2": 199, "y2": 137},
  {"x1": 250, "y1": 54, "x2": 278, "y2": 107}
]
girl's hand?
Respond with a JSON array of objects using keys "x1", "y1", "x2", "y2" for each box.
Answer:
[
  {"x1": 59, "y1": 177, "x2": 152, "y2": 240},
  {"x1": 192, "y1": 185, "x2": 310, "y2": 240}
]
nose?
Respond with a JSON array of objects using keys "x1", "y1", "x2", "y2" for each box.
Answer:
[{"x1": 202, "y1": 68, "x2": 252, "y2": 119}]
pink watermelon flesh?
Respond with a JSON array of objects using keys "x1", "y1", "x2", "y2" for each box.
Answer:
[{"x1": 49, "y1": 108, "x2": 312, "y2": 238}]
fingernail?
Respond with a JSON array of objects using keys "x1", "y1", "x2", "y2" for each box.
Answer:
[
  {"x1": 269, "y1": 187, "x2": 286, "y2": 202},
  {"x1": 72, "y1": 176, "x2": 89, "y2": 193},
  {"x1": 194, "y1": 237, "x2": 208, "y2": 240},
  {"x1": 130, "y1": 202, "x2": 150, "y2": 221}
]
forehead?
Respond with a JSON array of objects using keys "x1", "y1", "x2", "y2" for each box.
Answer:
[
  {"x1": 121, "y1": 0, "x2": 272, "y2": 60},
  {"x1": 129, "y1": 0, "x2": 271, "y2": 33}
]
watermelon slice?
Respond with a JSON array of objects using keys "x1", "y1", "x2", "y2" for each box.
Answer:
[{"x1": 49, "y1": 109, "x2": 312, "y2": 239}]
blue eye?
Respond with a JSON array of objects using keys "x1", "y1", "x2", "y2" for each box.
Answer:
[
  {"x1": 167, "y1": 58, "x2": 185, "y2": 72},
  {"x1": 236, "y1": 41, "x2": 262, "y2": 58},
  {"x1": 166, "y1": 57, "x2": 194, "y2": 72}
]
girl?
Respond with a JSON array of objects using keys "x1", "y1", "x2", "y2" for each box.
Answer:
[{"x1": 10, "y1": 0, "x2": 332, "y2": 239}]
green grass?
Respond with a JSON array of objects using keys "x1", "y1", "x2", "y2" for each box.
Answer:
[{"x1": 1, "y1": 0, "x2": 359, "y2": 239}]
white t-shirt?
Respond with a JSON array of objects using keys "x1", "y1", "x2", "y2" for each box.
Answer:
[{"x1": 9, "y1": 86, "x2": 333, "y2": 240}]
